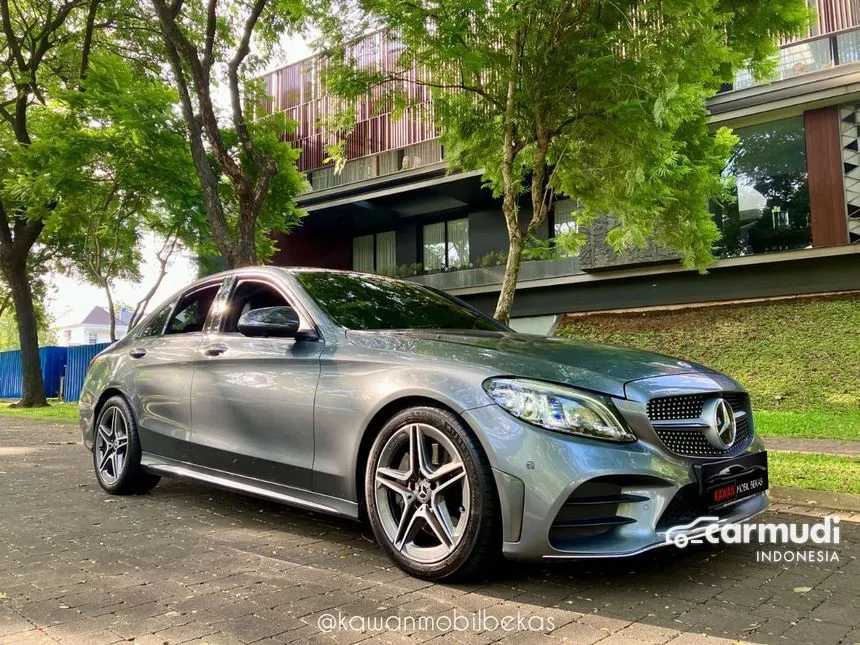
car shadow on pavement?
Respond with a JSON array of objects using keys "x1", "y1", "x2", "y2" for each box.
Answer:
[{"x1": 146, "y1": 476, "x2": 854, "y2": 644}]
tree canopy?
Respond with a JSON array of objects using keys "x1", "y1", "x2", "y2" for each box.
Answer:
[
  {"x1": 323, "y1": 0, "x2": 811, "y2": 322},
  {"x1": 150, "y1": 0, "x2": 308, "y2": 267},
  {"x1": 7, "y1": 52, "x2": 203, "y2": 341},
  {"x1": 0, "y1": 0, "x2": 113, "y2": 405}
]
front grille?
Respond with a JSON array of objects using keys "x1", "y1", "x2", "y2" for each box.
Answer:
[
  {"x1": 647, "y1": 392, "x2": 747, "y2": 421},
  {"x1": 647, "y1": 392, "x2": 753, "y2": 458},
  {"x1": 654, "y1": 415, "x2": 752, "y2": 458}
]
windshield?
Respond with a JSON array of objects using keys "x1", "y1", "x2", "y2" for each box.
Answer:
[{"x1": 294, "y1": 271, "x2": 508, "y2": 332}]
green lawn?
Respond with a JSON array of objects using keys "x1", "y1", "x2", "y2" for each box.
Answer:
[
  {"x1": 0, "y1": 399, "x2": 79, "y2": 423},
  {"x1": 768, "y1": 452, "x2": 860, "y2": 494},
  {"x1": 755, "y1": 410, "x2": 860, "y2": 441},
  {"x1": 556, "y1": 294, "x2": 860, "y2": 415}
]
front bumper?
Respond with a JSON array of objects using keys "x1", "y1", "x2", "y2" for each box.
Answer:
[{"x1": 461, "y1": 402, "x2": 769, "y2": 561}]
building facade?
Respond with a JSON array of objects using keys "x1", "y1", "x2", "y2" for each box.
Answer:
[
  {"x1": 56, "y1": 306, "x2": 132, "y2": 346},
  {"x1": 260, "y1": 0, "x2": 860, "y2": 326}
]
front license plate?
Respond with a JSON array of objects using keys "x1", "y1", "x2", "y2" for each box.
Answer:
[{"x1": 696, "y1": 451, "x2": 768, "y2": 510}]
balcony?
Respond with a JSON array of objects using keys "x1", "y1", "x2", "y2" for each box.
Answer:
[
  {"x1": 410, "y1": 257, "x2": 582, "y2": 292},
  {"x1": 723, "y1": 26, "x2": 860, "y2": 93},
  {"x1": 306, "y1": 140, "x2": 443, "y2": 192}
]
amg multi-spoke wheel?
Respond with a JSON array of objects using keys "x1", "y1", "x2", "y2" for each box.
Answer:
[
  {"x1": 366, "y1": 406, "x2": 499, "y2": 580},
  {"x1": 95, "y1": 405, "x2": 129, "y2": 485},
  {"x1": 92, "y1": 396, "x2": 159, "y2": 495}
]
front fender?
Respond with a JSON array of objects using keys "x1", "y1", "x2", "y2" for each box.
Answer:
[{"x1": 311, "y1": 354, "x2": 494, "y2": 502}]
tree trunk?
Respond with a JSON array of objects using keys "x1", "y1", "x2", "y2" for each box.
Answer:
[
  {"x1": 3, "y1": 258, "x2": 47, "y2": 407},
  {"x1": 103, "y1": 281, "x2": 116, "y2": 343},
  {"x1": 492, "y1": 26, "x2": 523, "y2": 326},
  {"x1": 234, "y1": 200, "x2": 258, "y2": 267},
  {"x1": 494, "y1": 234, "x2": 523, "y2": 325}
]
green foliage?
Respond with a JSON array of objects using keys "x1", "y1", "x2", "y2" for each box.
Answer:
[
  {"x1": 478, "y1": 250, "x2": 508, "y2": 268},
  {"x1": 0, "y1": 306, "x2": 55, "y2": 352},
  {"x1": 555, "y1": 295, "x2": 860, "y2": 413},
  {"x1": 378, "y1": 263, "x2": 423, "y2": 278},
  {"x1": 4, "y1": 53, "x2": 202, "y2": 317},
  {"x1": 521, "y1": 238, "x2": 560, "y2": 262},
  {"x1": 323, "y1": 0, "x2": 810, "y2": 319},
  {"x1": 247, "y1": 117, "x2": 307, "y2": 262}
]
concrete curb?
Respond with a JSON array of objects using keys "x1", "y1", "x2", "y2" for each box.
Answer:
[
  {"x1": 769, "y1": 486, "x2": 860, "y2": 513},
  {"x1": 766, "y1": 438, "x2": 860, "y2": 457}
]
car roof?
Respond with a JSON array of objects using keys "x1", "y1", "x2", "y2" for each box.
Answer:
[{"x1": 182, "y1": 266, "x2": 404, "y2": 292}]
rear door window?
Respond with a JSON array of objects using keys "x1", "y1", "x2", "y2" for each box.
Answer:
[{"x1": 165, "y1": 284, "x2": 221, "y2": 335}]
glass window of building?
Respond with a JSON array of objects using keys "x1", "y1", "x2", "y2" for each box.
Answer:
[
  {"x1": 447, "y1": 218, "x2": 470, "y2": 269},
  {"x1": 375, "y1": 231, "x2": 396, "y2": 274},
  {"x1": 423, "y1": 218, "x2": 470, "y2": 271},
  {"x1": 553, "y1": 199, "x2": 580, "y2": 257},
  {"x1": 352, "y1": 234, "x2": 374, "y2": 272},
  {"x1": 352, "y1": 231, "x2": 397, "y2": 274},
  {"x1": 713, "y1": 117, "x2": 811, "y2": 258}
]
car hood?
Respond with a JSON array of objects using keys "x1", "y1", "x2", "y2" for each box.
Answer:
[{"x1": 346, "y1": 329, "x2": 712, "y2": 398}]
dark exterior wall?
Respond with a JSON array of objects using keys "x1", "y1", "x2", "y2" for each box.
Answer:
[
  {"x1": 468, "y1": 210, "x2": 510, "y2": 263},
  {"x1": 270, "y1": 226, "x2": 351, "y2": 270},
  {"x1": 468, "y1": 206, "x2": 550, "y2": 265},
  {"x1": 460, "y1": 253, "x2": 860, "y2": 317},
  {"x1": 353, "y1": 209, "x2": 399, "y2": 236}
]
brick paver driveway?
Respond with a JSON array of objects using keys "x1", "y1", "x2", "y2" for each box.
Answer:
[{"x1": 0, "y1": 417, "x2": 856, "y2": 645}]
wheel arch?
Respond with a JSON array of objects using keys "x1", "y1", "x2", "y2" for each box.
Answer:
[
  {"x1": 92, "y1": 387, "x2": 129, "y2": 432},
  {"x1": 354, "y1": 395, "x2": 496, "y2": 521}
]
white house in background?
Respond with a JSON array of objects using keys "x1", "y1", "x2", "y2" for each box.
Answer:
[{"x1": 56, "y1": 306, "x2": 133, "y2": 346}]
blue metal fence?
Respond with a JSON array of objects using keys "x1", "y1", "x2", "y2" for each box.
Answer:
[
  {"x1": 0, "y1": 346, "x2": 69, "y2": 399},
  {"x1": 0, "y1": 349, "x2": 23, "y2": 398},
  {"x1": 64, "y1": 343, "x2": 110, "y2": 402},
  {"x1": 40, "y1": 347, "x2": 68, "y2": 398},
  {"x1": 0, "y1": 343, "x2": 108, "y2": 401}
]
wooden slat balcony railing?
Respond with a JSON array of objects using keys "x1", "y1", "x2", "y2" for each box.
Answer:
[{"x1": 725, "y1": 0, "x2": 860, "y2": 91}]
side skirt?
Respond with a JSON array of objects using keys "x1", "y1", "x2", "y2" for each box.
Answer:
[{"x1": 141, "y1": 453, "x2": 360, "y2": 520}]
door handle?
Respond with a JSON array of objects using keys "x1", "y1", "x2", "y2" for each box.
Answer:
[
  {"x1": 201, "y1": 343, "x2": 228, "y2": 357},
  {"x1": 129, "y1": 348, "x2": 147, "y2": 359}
]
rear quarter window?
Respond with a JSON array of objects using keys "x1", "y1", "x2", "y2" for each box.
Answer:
[{"x1": 138, "y1": 300, "x2": 175, "y2": 338}]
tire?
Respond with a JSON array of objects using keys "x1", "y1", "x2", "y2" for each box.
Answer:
[
  {"x1": 365, "y1": 405, "x2": 500, "y2": 581},
  {"x1": 92, "y1": 395, "x2": 160, "y2": 495}
]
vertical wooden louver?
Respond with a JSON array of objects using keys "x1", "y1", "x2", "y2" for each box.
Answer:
[
  {"x1": 258, "y1": 31, "x2": 439, "y2": 173},
  {"x1": 810, "y1": 0, "x2": 860, "y2": 35},
  {"x1": 259, "y1": 2, "x2": 860, "y2": 174}
]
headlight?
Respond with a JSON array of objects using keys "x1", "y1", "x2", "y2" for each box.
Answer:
[{"x1": 483, "y1": 378, "x2": 636, "y2": 443}]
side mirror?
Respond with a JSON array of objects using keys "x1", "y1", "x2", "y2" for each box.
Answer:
[{"x1": 237, "y1": 306, "x2": 301, "y2": 338}]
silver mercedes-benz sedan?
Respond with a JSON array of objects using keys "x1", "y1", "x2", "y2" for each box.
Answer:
[{"x1": 80, "y1": 267, "x2": 769, "y2": 580}]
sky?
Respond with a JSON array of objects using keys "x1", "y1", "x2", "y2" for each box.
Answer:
[
  {"x1": 49, "y1": 34, "x2": 313, "y2": 330},
  {"x1": 51, "y1": 235, "x2": 198, "y2": 327}
]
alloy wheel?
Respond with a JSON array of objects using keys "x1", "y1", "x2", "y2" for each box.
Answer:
[
  {"x1": 94, "y1": 405, "x2": 130, "y2": 485},
  {"x1": 374, "y1": 423, "x2": 470, "y2": 564}
]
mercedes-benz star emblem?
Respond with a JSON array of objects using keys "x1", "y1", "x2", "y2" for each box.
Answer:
[{"x1": 702, "y1": 398, "x2": 737, "y2": 449}]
